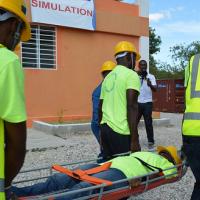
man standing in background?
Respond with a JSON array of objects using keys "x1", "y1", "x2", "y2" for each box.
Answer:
[{"x1": 137, "y1": 60, "x2": 157, "y2": 150}]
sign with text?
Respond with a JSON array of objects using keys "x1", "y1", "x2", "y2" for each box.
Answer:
[{"x1": 31, "y1": 0, "x2": 96, "y2": 30}]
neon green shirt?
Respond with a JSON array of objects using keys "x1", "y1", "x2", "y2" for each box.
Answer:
[
  {"x1": 0, "y1": 120, "x2": 4, "y2": 188},
  {"x1": 0, "y1": 44, "x2": 26, "y2": 123},
  {"x1": 109, "y1": 151, "x2": 176, "y2": 179},
  {"x1": 0, "y1": 44, "x2": 26, "y2": 200},
  {"x1": 100, "y1": 65, "x2": 140, "y2": 135}
]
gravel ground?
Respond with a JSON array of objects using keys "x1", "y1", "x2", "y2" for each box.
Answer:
[{"x1": 15, "y1": 113, "x2": 194, "y2": 200}]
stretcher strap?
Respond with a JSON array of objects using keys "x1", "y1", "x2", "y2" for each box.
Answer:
[
  {"x1": 84, "y1": 162, "x2": 112, "y2": 174},
  {"x1": 52, "y1": 164, "x2": 113, "y2": 186}
]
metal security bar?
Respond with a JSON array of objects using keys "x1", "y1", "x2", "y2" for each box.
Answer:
[{"x1": 21, "y1": 25, "x2": 56, "y2": 69}]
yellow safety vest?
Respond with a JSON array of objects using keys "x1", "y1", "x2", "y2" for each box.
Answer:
[
  {"x1": 0, "y1": 119, "x2": 5, "y2": 199},
  {"x1": 182, "y1": 54, "x2": 200, "y2": 136},
  {"x1": 0, "y1": 43, "x2": 5, "y2": 199}
]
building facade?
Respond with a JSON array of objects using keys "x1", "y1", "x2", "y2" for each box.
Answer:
[{"x1": 19, "y1": 0, "x2": 149, "y2": 126}]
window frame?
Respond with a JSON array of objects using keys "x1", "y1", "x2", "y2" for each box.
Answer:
[{"x1": 21, "y1": 24, "x2": 58, "y2": 70}]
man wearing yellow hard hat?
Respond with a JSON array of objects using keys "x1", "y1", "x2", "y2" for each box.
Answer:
[
  {"x1": 0, "y1": 0, "x2": 31, "y2": 199},
  {"x1": 91, "y1": 61, "x2": 116, "y2": 159},
  {"x1": 99, "y1": 41, "x2": 141, "y2": 160}
]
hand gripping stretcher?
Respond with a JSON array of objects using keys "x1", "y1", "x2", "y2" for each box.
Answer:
[{"x1": 15, "y1": 154, "x2": 187, "y2": 200}]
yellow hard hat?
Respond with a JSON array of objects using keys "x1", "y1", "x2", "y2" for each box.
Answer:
[
  {"x1": 14, "y1": 43, "x2": 21, "y2": 51},
  {"x1": 101, "y1": 61, "x2": 116, "y2": 72},
  {"x1": 0, "y1": 0, "x2": 31, "y2": 41},
  {"x1": 114, "y1": 41, "x2": 141, "y2": 61},
  {"x1": 157, "y1": 146, "x2": 182, "y2": 165}
]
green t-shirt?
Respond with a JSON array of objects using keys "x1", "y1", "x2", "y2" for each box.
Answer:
[
  {"x1": 0, "y1": 44, "x2": 27, "y2": 142},
  {"x1": 0, "y1": 120, "x2": 4, "y2": 181},
  {"x1": 0, "y1": 45, "x2": 26, "y2": 200},
  {"x1": 109, "y1": 151, "x2": 176, "y2": 179},
  {"x1": 100, "y1": 65, "x2": 140, "y2": 135}
]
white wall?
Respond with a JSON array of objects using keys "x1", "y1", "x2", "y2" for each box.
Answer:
[{"x1": 135, "y1": 0, "x2": 149, "y2": 70}]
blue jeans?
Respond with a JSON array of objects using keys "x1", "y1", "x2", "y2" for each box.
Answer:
[
  {"x1": 182, "y1": 136, "x2": 200, "y2": 200},
  {"x1": 12, "y1": 164, "x2": 128, "y2": 200},
  {"x1": 91, "y1": 122, "x2": 100, "y2": 144},
  {"x1": 91, "y1": 122, "x2": 103, "y2": 159}
]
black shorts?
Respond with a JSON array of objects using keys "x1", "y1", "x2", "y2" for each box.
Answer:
[{"x1": 100, "y1": 123, "x2": 131, "y2": 159}]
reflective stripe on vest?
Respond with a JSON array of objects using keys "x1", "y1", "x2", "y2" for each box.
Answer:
[
  {"x1": 183, "y1": 54, "x2": 200, "y2": 136},
  {"x1": 184, "y1": 112, "x2": 200, "y2": 120},
  {"x1": 0, "y1": 178, "x2": 4, "y2": 192},
  {"x1": 191, "y1": 54, "x2": 200, "y2": 98}
]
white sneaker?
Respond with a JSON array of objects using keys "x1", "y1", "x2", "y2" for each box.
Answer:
[{"x1": 148, "y1": 142, "x2": 155, "y2": 151}]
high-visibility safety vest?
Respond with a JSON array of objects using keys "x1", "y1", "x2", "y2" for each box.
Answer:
[
  {"x1": 0, "y1": 119, "x2": 5, "y2": 199},
  {"x1": 182, "y1": 54, "x2": 200, "y2": 136},
  {"x1": 0, "y1": 44, "x2": 5, "y2": 199}
]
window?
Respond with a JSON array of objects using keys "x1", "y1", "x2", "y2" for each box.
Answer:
[{"x1": 21, "y1": 25, "x2": 56, "y2": 69}]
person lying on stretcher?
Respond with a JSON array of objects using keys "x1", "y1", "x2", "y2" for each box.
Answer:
[{"x1": 11, "y1": 146, "x2": 182, "y2": 200}]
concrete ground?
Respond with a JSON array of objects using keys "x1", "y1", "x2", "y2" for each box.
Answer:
[
  {"x1": 26, "y1": 112, "x2": 181, "y2": 151},
  {"x1": 26, "y1": 129, "x2": 66, "y2": 151},
  {"x1": 21, "y1": 113, "x2": 193, "y2": 200}
]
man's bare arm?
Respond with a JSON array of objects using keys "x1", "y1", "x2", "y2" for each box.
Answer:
[
  {"x1": 4, "y1": 121, "x2": 27, "y2": 187},
  {"x1": 126, "y1": 89, "x2": 140, "y2": 152},
  {"x1": 147, "y1": 78, "x2": 157, "y2": 92}
]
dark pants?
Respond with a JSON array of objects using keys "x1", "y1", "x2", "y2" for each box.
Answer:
[
  {"x1": 182, "y1": 136, "x2": 200, "y2": 200},
  {"x1": 100, "y1": 123, "x2": 131, "y2": 160},
  {"x1": 138, "y1": 102, "x2": 154, "y2": 143}
]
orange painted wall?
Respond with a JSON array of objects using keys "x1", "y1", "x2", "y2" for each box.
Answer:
[
  {"x1": 24, "y1": 0, "x2": 149, "y2": 126},
  {"x1": 96, "y1": 0, "x2": 139, "y2": 16}
]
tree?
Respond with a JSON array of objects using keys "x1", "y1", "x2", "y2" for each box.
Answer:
[
  {"x1": 149, "y1": 27, "x2": 161, "y2": 55},
  {"x1": 156, "y1": 61, "x2": 184, "y2": 79},
  {"x1": 149, "y1": 28, "x2": 200, "y2": 79},
  {"x1": 149, "y1": 27, "x2": 161, "y2": 75},
  {"x1": 170, "y1": 41, "x2": 200, "y2": 70}
]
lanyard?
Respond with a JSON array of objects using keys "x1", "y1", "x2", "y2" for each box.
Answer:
[
  {"x1": 141, "y1": 78, "x2": 143, "y2": 85},
  {"x1": 141, "y1": 77, "x2": 146, "y2": 85},
  {"x1": 134, "y1": 156, "x2": 163, "y2": 172}
]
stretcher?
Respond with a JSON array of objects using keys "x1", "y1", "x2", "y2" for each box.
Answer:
[{"x1": 15, "y1": 155, "x2": 187, "y2": 200}]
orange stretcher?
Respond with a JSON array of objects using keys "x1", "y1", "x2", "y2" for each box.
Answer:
[
  {"x1": 91, "y1": 164, "x2": 185, "y2": 200},
  {"x1": 16, "y1": 157, "x2": 187, "y2": 200}
]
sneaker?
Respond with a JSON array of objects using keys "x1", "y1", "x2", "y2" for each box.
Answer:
[{"x1": 148, "y1": 142, "x2": 155, "y2": 151}]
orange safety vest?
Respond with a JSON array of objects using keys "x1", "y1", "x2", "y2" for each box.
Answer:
[{"x1": 52, "y1": 162, "x2": 113, "y2": 186}]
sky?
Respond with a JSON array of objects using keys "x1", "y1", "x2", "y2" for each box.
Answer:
[{"x1": 122, "y1": 0, "x2": 200, "y2": 64}]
